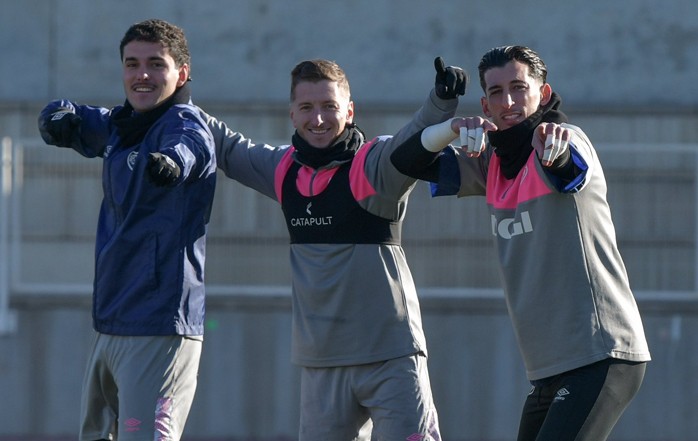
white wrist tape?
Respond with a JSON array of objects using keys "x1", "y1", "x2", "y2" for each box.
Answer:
[{"x1": 420, "y1": 118, "x2": 458, "y2": 152}]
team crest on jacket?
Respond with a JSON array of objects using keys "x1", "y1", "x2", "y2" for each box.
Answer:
[{"x1": 127, "y1": 151, "x2": 139, "y2": 171}]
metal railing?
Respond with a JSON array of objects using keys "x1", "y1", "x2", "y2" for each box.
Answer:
[{"x1": 0, "y1": 137, "x2": 18, "y2": 334}]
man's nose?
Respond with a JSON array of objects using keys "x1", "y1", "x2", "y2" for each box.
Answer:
[
  {"x1": 502, "y1": 93, "x2": 514, "y2": 107},
  {"x1": 311, "y1": 110, "x2": 324, "y2": 125},
  {"x1": 137, "y1": 69, "x2": 150, "y2": 81}
]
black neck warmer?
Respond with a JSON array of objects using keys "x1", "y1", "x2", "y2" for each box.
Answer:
[
  {"x1": 111, "y1": 83, "x2": 192, "y2": 147},
  {"x1": 292, "y1": 123, "x2": 366, "y2": 169},
  {"x1": 488, "y1": 92, "x2": 568, "y2": 179}
]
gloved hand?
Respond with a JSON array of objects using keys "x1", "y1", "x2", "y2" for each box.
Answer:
[
  {"x1": 39, "y1": 108, "x2": 82, "y2": 147},
  {"x1": 434, "y1": 57, "x2": 468, "y2": 99},
  {"x1": 147, "y1": 152, "x2": 181, "y2": 186}
]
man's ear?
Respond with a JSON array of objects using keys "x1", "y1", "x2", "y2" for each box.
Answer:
[
  {"x1": 177, "y1": 64, "x2": 190, "y2": 87},
  {"x1": 539, "y1": 83, "x2": 552, "y2": 106},
  {"x1": 481, "y1": 96, "x2": 491, "y2": 117},
  {"x1": 346, "y1": 100, "x2": 354, "y2": 124}
]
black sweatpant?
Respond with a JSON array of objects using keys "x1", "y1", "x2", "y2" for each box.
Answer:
[{"x1": 516, "y1": 358, "x2": 647, "y2": 441}]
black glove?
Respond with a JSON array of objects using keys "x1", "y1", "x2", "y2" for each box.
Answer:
[
  {"x1": 40, "y1": 108, "x2": 82, "y2": 147},
  {"x1": 434, "y1": 57, "x2": 468, "y2": 99},
  {"x1": 147, "y1": 152, "x2": 181, "y2": 186}
]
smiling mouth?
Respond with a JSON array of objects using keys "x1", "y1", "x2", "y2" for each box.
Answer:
[
  {"x1": 133, "y1": 85, "x2": 155, "y2": 93},
  {"x1": 308, "y1": 127, "x2": 329, "y2": 135},
  {"x1": 501, "y1": 112, "x2": 522, "y2": 121}
]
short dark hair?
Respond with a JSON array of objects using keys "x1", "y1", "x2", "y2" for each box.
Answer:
[
  {"x1": 290, "y1": 59, "x2": 350, "y2": 101},
  {"x1": 478, "y1": 45, "x2": 547, "y2": 91},
  {"x1": 119, "y1": 19, "x2": 191, "y2": 72}
]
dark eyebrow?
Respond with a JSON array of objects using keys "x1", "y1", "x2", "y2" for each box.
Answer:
[
  {"x1": 123, "y1": 56, "x2": 167, "y2": 63},
  {"x1": 487, "y1": 79, "x2": 528, "y2": 93}
]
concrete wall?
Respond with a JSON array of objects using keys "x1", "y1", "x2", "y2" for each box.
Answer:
[{"x1": 3, "y1": 0, "x2": 698, "y2": 110}]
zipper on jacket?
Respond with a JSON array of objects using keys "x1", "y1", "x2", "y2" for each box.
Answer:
[{"x1": 305, "y1": 167, "x2": 320, "y2": 198}]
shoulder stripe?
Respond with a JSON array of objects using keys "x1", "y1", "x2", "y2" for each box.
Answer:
[
  {"x1": 349, "y1": 138, "x2": 378, "y2": 201},
  {"x1": 274, "y1": 148, "x2": 296, "y2": 204}
]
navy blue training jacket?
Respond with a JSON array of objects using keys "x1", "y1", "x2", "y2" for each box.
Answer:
[{"x1": 39, "y1": 100, "x2": 216, "y2": 336}]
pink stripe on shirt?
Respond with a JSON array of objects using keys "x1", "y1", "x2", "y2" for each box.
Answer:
[
  {"x1": 349, "y1": 139, "x2": 377, "y2": 201},
  {"x1": 486, "y1": 152, "x2": 553, "y2": 209},
  {"x1": 274, "y1": 149, "x2": 296, "y2": 203}
]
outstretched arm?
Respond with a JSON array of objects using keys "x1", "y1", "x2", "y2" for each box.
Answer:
[
  {"x1": 38, "y1": 100, "x2": 112, "y2": 157},
  {"x1": 200, "y1": 110, "x2": 285, "y2": 200},
  {"x1": 391, "y1": 117, "x2": 497, "y2": 181}
]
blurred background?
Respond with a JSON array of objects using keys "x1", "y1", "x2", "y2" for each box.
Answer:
[{"x1": 1, "y1": 1, "x2": 697, "y2": 440}]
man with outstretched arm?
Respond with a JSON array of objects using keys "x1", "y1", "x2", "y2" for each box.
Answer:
[
  {"x1": 390, "y1": 45, "x2": 650, "y2": 441},
  {"x1": 37, "y1": 19, "x2": 215, "y2": 441},
  {"x1": 206, "y1": 57, "x2": 466, "y2": 440}
]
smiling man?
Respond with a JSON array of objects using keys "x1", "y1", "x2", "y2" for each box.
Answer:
[
  {"x1": 37, "y1": 19, "x2": 216, "y2": 441},
  {"x1": 289, "y1": 66, "x2": 353, "y2": 149},
  {"x1": 206, "y1": 57, "x2": 466, "y2": 440},
  {"x1": 122, "y1": 41, "x2": 186, "y2": 112},
  {"x1": 390, "y1": 45, "x2": 651, "y2": 441}
]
